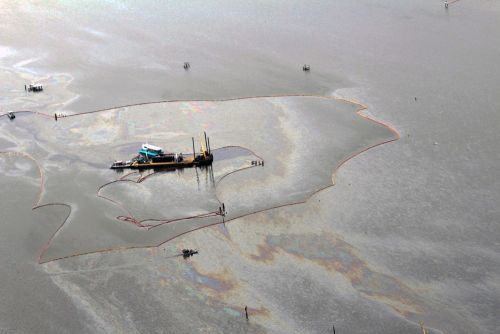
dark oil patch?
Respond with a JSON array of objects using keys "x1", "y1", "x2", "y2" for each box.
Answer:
[{"x1": 252, "y1": 233, "x2": 423, "y2": 316}]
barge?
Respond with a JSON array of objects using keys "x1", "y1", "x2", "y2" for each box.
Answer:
[{"x1": 111, "y1": 133, "x2": 213, "y2": 170}]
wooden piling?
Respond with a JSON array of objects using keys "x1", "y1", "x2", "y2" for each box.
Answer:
[
  {"x1": 192, "y1": 137, "x2": 196, "y2": 159},
  {"x1": 204, "y1": 132, "x2": 208, "y2": 153}
]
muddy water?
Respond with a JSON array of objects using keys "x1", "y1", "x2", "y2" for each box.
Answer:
[
  {"x1": 1, "y1": 0, "x2": 499, "y2": 333},
  {"x1": 1, "y1": 96, "x2": 393, "y2": 263},
  {"x1": 0, "y1": 1, "x2": 344, "y2": 113}
]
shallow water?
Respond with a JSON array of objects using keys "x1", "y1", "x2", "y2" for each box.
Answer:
[
  {"x1": 1, "y1": 1, "x2": 499, "y2": 333},
  {"x1": 1, "y1": 96, "x2": 393, "y2": 263}
]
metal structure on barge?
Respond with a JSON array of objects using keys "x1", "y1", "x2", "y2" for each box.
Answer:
[{"x1": 110, "y1": 132, "x2": 213, "y2": 170}]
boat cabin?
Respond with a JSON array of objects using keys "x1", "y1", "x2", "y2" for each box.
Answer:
[{"x1": 139, "y1": 143, "x2": 163, "y2": 157}]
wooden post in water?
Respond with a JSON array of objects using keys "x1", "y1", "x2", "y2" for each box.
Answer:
[
  {"x1": 192, "y1": 137, "x2": 196, "y2": 159},
  {"x1": 204, "y1": 132, "x2": 208, "y2": 154}
]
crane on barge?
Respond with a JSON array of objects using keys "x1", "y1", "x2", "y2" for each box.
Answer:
[{"x1": 110, "y1": 132, "x2": 213, "y2": 170}]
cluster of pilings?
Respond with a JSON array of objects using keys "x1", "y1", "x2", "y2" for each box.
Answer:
[
  {"x1": 191, "y1": 131, "x2": 211, "y2": 159},
  {"x1": 25, "y1": 83, "x2": 43, "y2": 92},
  {"x1": 218, "y1": 202, "x2": 226, "y2": 217},
  {"x1": 54, "y1": 112, "x2": 68, "y2": 121}
]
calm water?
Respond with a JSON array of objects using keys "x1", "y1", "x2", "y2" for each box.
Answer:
[{"x1": 1, "y1": 1, "x2": 499, "y2": 333}]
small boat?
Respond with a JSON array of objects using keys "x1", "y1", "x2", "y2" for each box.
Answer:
[
  {"x1": 182, "y1": 249, "x2": 198, "y2": 258},
  {"x1": 110, "y1": 160, "x2": 131, "y2": 168}
]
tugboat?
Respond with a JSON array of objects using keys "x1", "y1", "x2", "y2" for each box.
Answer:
[{"x1": 111, "y1": 133, "x2": 213, "y2": 170}]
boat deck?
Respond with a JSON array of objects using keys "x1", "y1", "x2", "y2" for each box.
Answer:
[{"x1": 110, "y1": 154, "x2": 212, "y2": 170}]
